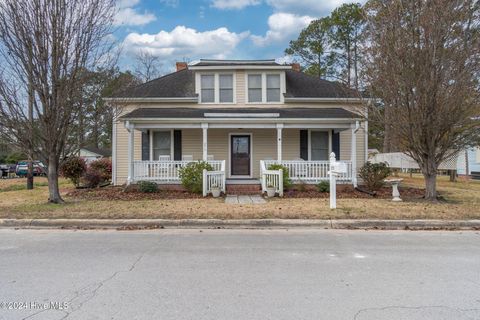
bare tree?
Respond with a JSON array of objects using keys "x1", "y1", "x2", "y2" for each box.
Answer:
[
  {"x1": 364, "y1": 0, "x2": 480, "y2": 200},
  {"x1": 0, "y1": 0, "x2": 116, "y2": 203},
  {"x1": 134, "y1": 50, "x2": 162, "y2": 82}
]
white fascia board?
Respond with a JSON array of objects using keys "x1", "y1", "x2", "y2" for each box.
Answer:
[
  {"x1": 103, "y1": 97, "x2": 198, "y2": 103},
  {"x1": 204, "y1": 113, "x2": 280, "y2": 118},
  {"x1": 121, "y1": 117, "x2": 360, "y2": 123}
]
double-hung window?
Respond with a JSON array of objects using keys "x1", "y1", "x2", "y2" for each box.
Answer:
[
  {"x1": 247, "y1": 73, "x2": 282, "y2": 103},
  {"x1": 310, "y1": 131, "x2": 329, "y2": 160},
  {"x1": 248, "y1": 74, "x2": 262, "y2": 102},
  {"x1": 200, "y1": 75, "x2": 215, "y2": 103},
  {"x1": 219, "y1": 74, "x2": 233, "y2": 103},
  {"x1": 152, "y1": 131, "x2": 171, "y2": 160},
  {"x1": 266, "y1": 74, "x2": 281, "y2": 102}
]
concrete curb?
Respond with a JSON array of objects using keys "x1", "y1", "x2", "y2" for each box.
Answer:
[{"x1": 1, "y1": 218, "x2": 480, "y2": 230}]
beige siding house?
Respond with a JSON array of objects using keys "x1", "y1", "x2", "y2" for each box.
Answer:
[{"x1": 106, "y1": 60, "x2": 368, "y2": 193}]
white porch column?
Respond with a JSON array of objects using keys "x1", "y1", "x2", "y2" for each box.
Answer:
[
  {"x1": 202, "y1": 123, "x2": 208, "y2": 161},
  {"x1": 126, "y1": 121, "x2": 135, "y2": 185},
  {"x1": 351, "y1": 122, "x2": 359, "y2": 187},
  {"x1": 277, "y1": 123, "x2": 283, "y2": 161}
]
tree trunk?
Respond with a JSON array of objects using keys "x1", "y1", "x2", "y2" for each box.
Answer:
[
  {"x1": 423, "y1": 173, "x2": 437, "y2": 201},
  {"x1": 449, "y1": 170, "x2": 456, "y2": 182},
  {"x1": 47, "y1": 154, "x2": 63, "y2": 203},
  {"x1": 27, "y1": 155, "x2": 34, "y2": 190}
]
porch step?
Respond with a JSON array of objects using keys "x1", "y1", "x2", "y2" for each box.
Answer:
[{"x1": 226, "y1": 184, "x2": 262, "y2": 195}]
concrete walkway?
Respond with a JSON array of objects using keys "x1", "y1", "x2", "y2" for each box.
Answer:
[{"x1": 225, "y1": 195, "x2": 266, "y2": 204}]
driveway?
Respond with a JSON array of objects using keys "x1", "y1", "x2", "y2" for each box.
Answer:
[{"x1": 0, "y1": 229, "x2": 479, "y2": 319}]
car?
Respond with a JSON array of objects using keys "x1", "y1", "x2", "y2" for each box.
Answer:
[
  {"x1": 15, "y1": 161, "x2": 46, "y2": 177},
  {"x1": 0, "y1": 164, "x2": 9, "y2": 178}
]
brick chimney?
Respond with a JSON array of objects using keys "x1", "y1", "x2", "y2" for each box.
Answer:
[
  {"x1": 176, "y1": 62, "x2": 188, "y2": 72},
  {"x1": 291, "y1": 63, "x2": 301, "y2": 72}
]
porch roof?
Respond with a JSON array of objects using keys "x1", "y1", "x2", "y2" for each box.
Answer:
[{"x1": 120, "y1": 107, "x2": 359, "y2": 121}]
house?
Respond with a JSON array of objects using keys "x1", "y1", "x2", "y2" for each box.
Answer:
[
  {"x1": 457, "y1": 147, "x2": 480, "y2": 179},
  {"x1": 79, "y1": 146, "x2": 111, "y2": 164},
  {"x1": 106, "y1": 59, "x2": 368, "y2": 194}
]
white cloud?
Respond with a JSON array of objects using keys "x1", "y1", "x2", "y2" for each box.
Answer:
[
  {"x1": 251, "y1": 13, "x2": 313, "y2": 46},
  {"x1": 114, "y1": 0, "x2": 156, "y2": 26},
  {"x1": 160, "y1": 0, "x2": 180, "y2": 8},
  {"x1": 266, "y1": 0, "x2": 364, "y2": 16},
  {"x1": 211, "y1": 0, "x2": 261, "y2": 10},
  {"x1": 123, "y1": 26, "x2": 249, "y2": 59}
]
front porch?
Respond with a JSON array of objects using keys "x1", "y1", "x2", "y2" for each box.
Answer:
[{"x1": 116, "y1": 108, "x2": 365, "y2": 192}]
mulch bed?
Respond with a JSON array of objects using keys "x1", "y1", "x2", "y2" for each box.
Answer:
[
  {"x1": 284, "y1": 185, "x2": 425, "y2": 199},
  {"x1": 66, "y1": 185, "x2": 426, "y2": 201},
  {"x1": 66, "y1": 186, "x2": 203, "y2": 201}
]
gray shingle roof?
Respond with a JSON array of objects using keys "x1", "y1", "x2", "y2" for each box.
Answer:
[
  {"x1": 284, "y1": 70, "x2": 359, "y2": 98},
  {"x1": 114, "y1": 69, "x2": 196, "y2": 98},
  {"x1": 112, "y1": 68, "x2": 359, "y2": 99},
  {"x1": 192, "y1": 59, "x2": 280, "y2": 67},
  {"x1": 120, "y1": 107, "x2": 358, "y2": 119}
]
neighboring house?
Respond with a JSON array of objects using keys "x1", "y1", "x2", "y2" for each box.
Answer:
[
  {"x1": 79, "y1": 146, "x2": 111, "y2": 164},
  {"x1": 106, "y1": 59, "x2": 368, "y2": 191},
  {"x1": 457, "y1": 147, "x2": 480, "y2": 179}
]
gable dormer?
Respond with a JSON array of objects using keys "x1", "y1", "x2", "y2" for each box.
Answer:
[{"x1": 190, "y1": 59, "x2": 290, "y2": 105}]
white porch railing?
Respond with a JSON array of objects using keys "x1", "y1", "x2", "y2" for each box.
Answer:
[
  {"x1": 202, "y1": 161, "x2": 226, "y2": 197},
  {"x1": 133, "y1": 160, "x2": 224, "y2": 183},
  {"x1": 260, "y1": 160, "x2": 284, "y2": 197},
  {"x1": 263, "y1": 160, "x2": 353, "y2": 184}
]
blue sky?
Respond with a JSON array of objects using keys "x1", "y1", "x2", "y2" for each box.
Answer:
[{"x1": 114, "y1": 0, "x2": 362, "y2": 72}]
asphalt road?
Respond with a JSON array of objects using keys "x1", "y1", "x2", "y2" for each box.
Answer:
[{"x1": 0, "y1": 229, "x2": 479, "y2": 320}]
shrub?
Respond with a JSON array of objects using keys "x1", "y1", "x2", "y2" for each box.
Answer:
[
  {"x1": 138, "y1": 181, "x2": 158, "y2": 193},
  {"x1": 178, "y1": 161, "x2": 213, "y2": 194},
  {"x1": 359, "y1": 161, "x2": 392, "y2": 191},
  {"x1": 296, "y1": 180, "x2": 307, "y2": 192},
  {"x1": 267, "y1": 164, "x2": 292, "y2": 190},
  {"x1": 316, "y1": 181, "x2": 330, "y2": 193},
  {"x1": 89, "y1": 158, "x2": 112, "y2": 182},
  {"x1": 60, "y1": 157, "x2": 87, "y2": 187},
  {"x1": 82, "y1": 168, "x2": 103, "y2": 188}
]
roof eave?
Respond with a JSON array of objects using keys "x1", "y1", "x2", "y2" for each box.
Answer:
[
  {"x1": 284, "y1": 97, "x2": 370, "y2": 103},
  {"x1": 103, "y1": 97, "x2": 198, "y2": 103}
]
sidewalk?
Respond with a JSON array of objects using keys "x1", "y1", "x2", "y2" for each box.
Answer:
[{"x1": 1, "y1": 218, "x2": 480, "y2": 230}]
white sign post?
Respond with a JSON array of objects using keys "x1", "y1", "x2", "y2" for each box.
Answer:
[{"x1": 328, "y1": 152, "x2": 347, "y2": 209}]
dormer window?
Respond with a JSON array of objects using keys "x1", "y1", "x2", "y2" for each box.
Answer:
[
  {"x1": 219, "y1": 74, "x2": 233, "y2": 103},
  {"x1": 247, "y1": 73, "x2": 283, "y2": 103},
  {"x1": 200, "y1": 73, "x2": 234, "y2": 103},
  {"x1": 248, "y1": 74, "x2": 262, "y2": 102},
  {"x1": 200, "y1": 75, "x2": 215, "y2": 103},
  {"x1": 266, "y1": 74, "x2": 280, "y2": 102}
]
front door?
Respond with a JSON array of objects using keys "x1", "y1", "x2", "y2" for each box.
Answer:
[{"x1": 231, "y1": 135, "x2": 251, "y2": 176}]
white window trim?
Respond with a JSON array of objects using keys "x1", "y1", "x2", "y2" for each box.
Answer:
[
  {"x1": 149, "y1": 129, "x2": 174, "y2": 161},
  {"x1": 245, "y1": 72, "x2": 285, "y2": 104},
  {"x1": 228, "y1": 133, "x2": 253, "y2": 178},
  {"x1": 307, "y1": 129, "x2": 332, "y2": 161},
  {"x1": 197, "y1": 72, "x2": 236, "y2": 104}
]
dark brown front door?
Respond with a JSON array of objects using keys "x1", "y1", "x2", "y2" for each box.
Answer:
[{"x1": 231, "y1": 135, "x2": 250, "y2": 176}]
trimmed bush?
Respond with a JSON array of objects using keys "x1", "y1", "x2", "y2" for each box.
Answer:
[
  {"x1": 316, "y1": 180, "x2": 330, "y2": 193},
  {"x1": 82, "y1": 168, "x2": 103, "y2": 188},
  {"x1": 178, "y1": 161, "x2": 213, "y2": 194},
  {"x1": 138, "y1": 181, "x2": 158, "y2": 193},
  {"x1": 267, "y1": 164, "x2": 292, "y2": 190},
  {"x1": 89, "y1": 158, "x2": 112, "y2": 182},
  {"x1": 359, "y1": 161, "x2": 392, "y2": 191},
  {"x1": 60, "y1": 157, "x2": 87, "y2": 187}
]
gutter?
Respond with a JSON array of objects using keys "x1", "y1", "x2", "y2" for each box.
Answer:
[{"x1": 284, "y1": 97, "x2": 371, "y2": 103}]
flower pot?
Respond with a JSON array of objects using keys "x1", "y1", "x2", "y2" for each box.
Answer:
[
  {"x1": 211, "y1": 188, "x2": 221, "y2": 198},
  {"x1": 266, "y1": 187, "x2": 276, "y2": 198}
]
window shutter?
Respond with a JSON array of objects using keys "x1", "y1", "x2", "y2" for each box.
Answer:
[
  {"x1": 300, "y1": 130, "x2": 308, "y2": 160},
  {"x1": 174, "y1": 130, "x2": 182, "y2": 160},
  {"x1": 332, "y1": 130, "x2": 340, "y2": 159},
  {"x1": 141, "y1": 130, "x2": 150, "y2": 161}
]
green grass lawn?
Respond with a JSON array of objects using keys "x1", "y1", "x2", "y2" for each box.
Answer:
[{"x1": 0, "y1": 174, "x2": 479, "y2": 220}]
